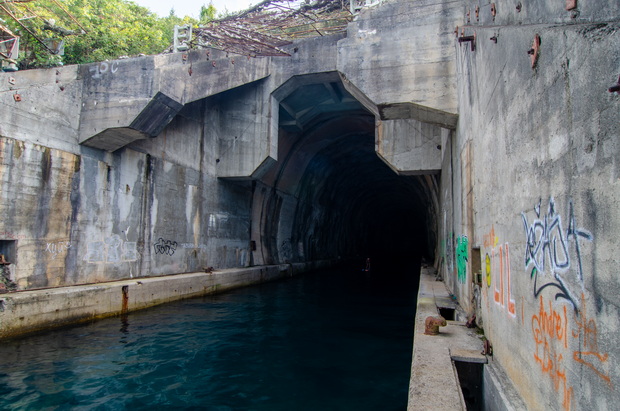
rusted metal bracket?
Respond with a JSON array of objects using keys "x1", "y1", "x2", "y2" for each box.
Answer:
[
  {"x1": 459, "y1": 32, "x2": 476, "y2": 51},
  {"x1": 566, "y1": 0, "x2": 577, "y2": 11},
  {"x1": 482, "y1": 339, "x2": 493, "y2": 356},
  {"x1": 491, "y1": 3, "x2": 497, "y2": 20},
  {"x1": 609, "y1": 76, "x2": 620, "y2": 93},
  {"x1": 13, "y1": 93, "x2": 21, "y2": 102},
  {"x1": 528, "y1": 34, "x2": 541, "y2": 68}
]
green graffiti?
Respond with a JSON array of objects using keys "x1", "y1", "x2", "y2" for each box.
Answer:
[{"x1": 456, "y1": 235, "x2": 469, "y2": 284}]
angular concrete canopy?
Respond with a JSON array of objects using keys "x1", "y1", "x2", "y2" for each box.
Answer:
[
  {"x1": 272, "y1": 71, "x2": 372, "y2": 134},
  {"x1": 79, "y1": 51, "x2": 271, "y2": 152}
]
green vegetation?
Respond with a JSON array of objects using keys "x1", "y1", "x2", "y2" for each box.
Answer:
[{"x1": 0, "y1": 0, "x2": 217, "y2": 69}]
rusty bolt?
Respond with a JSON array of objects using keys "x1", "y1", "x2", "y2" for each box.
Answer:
[
  {"x1": 13, "y1": 93, "x2": 21, "y2": 102},
  {"x1": 475, "y1": 6, "x2": 480, "y2": 21},
  {"x1": 231, "y1": 58, "x2": 235, "y2": 65},
  {"x1": 59, "y1": 86, "x2": 65, "y2": 91},
  {"x1": 491, "y1": 3, "x2": 497, "y2": 19},
  {"x1": 454, "y1": 26, "x2": 459, "y2": 37},
  {"x1": 188, "y1": 67, "x2": 193, "y2": 76},
  {"x1": 490, "y1": 35, "x2": 498, "y2": 43},
  {"x1": 8, "y1": 77, "x2": 15, "y2": 85},
  {"x1": 182, "y1": 54, "x2": 188, "y2": 62},
  {"x1": 212, "y1": 61, "x2": 217, "y2": 67}
]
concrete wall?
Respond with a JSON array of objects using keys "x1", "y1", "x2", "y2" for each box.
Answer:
[
  {"x1": 438, "y1": 0, "x2": 620, "y2": 409},
  {"x1": 0, "y1": 0, "x2": 618, "y2": 408},
  {"x1": 0, "y1": 69, "x2": 255, "y2": 289}
]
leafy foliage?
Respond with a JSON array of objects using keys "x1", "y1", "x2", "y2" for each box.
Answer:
[{"x1": 0, "y1": 0, "x2": 217, "y2": 69}]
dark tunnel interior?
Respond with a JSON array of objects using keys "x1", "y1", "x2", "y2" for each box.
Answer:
[
  {"x1": 291, "y1": 115, "x2": 435, "y2": 275},
  {"x1": 262, "y1": 84, "x2": 438, "y2": 279}
]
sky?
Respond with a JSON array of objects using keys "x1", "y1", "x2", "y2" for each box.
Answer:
[{"x1": 131, "y1": 0, "x2": 255, "y2": 19}]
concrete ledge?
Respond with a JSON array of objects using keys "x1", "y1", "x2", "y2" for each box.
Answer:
[
  {"x1": 408, "y1": 268, "x2": 486, "y2": 411},
  {"x1": 0, "y1": 260, "x2": 333, "y2": 340},
  {"x1": 483, "y1": 360, "x2": 528, "y2": 411}
]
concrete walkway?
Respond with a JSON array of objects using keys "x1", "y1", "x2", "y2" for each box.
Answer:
[{"x1": 408, "y1": 268, "x2": 487, "y2": 410}]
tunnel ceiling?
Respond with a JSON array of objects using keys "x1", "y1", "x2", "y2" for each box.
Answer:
[
  {"x1": 278, "y1": 79, "x2": 367, "y2": 133},
  {"x1": 262, "y1": 73, "x2": 437, "y2": 267}
]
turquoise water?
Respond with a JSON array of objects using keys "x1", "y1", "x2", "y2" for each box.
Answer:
[{"x1": 0, "y1": 266, "x2": 418, "y2": 410}]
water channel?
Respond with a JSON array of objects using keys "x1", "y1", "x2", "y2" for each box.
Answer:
[{"x1": 0, "y1": 264, "x2": 419, "y2": 410}]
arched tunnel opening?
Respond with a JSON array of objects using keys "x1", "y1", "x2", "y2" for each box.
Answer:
[
  {"x1": 257, "y1": 75, "x2": 438, "y2": 281},
  {"x1": 291, "y1": 120, "x2": 435, "y2": 274}
]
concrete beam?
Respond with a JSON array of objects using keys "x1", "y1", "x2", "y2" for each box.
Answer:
[
  {"x1": 378, "y1": 102, "x2": 458, "y2": 130},
  {"x1": 376, "y1": 119, "x2": 446, "y2": 175},
  {"x1": 81, "y1": 92, "x2": 183, "y2": 150}
]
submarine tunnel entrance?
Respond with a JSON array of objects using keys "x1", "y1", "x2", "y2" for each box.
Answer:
[{"x1": 255, "y1": 74, "x2": 438, "y2": 277}]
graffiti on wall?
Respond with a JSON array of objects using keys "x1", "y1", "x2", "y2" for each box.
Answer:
[
  {"x1": 531, "y1": 294, "x2": 612, "y2": 410},
  {"x1": 456, "y1": 235, "x2": 468, "y2": 283},
  {"x1": 531, "y1": 295, "x2": 573, "y2": 410},
  {"x1": 571, "y1": 299, "x2": 612, "y2": 387},
  {"x1": 84, "y1": 235, "x2": 138, "y2": 264},
  {"x1": 46, "y1": 241, "x2": 72, "y2": 260},
  {"x1": 524, "y1": 199, "x2": 610, "y2": 409},
  {"x1": 492, "y1": 243, "x2": 516, "y2": 317},
  {"x1": 485, "y1": 253, "x2": 491, "y2": 287},
  {"x1": 153, "y1": 238, "x2": 178, "y2": 256},
  {"x1": 89, "y1": 61, "x2": 119, "y2": 79},
  {"x1": 521, "y1": 198, "x2": 592, "y2": 312}
]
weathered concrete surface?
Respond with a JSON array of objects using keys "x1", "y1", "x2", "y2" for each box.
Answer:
[
  {"x1": 79, "y1": 52, "x2": 271, "y2": 151},
  {"x1": 338, "y1": 0, "x2": 461, "y2": 117},
  {"x1": 408, "y1": 267, "x2": 485, "y2": 410},
  {"x1": 376, "y1": 119, "x2": 447, "y2": 175},
  {"x1": 438, "y1": 0, "x2": 620, "y2": 409},
  {"x1": 0, "y1": 0, "x2": 618, "y2": 409},
  {"x1": 0, "y1": 260, "x2": 332, "y2": 339}
]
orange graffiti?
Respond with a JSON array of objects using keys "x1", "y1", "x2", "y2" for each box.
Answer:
[
  {"x1": 571, "y1": 295, "x2": 612, "y2": 387},
  {"x1": 531, "y1": 294, "x2": 613, "y2": 410},
  {"x1": 532, "y1": 296, "x2": 568, "y2": 349},
  {"x1": 531, "y1": 296, "x2": 572, "y2": 410},
  {"x1": 483, "y1": 225, "x2": 499, "y2": 248},
  {"x1": 493, "y1": 244, "x2": 516, "y2": 316}
]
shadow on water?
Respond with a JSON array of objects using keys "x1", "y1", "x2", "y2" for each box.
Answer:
[{"x1": 0, "y1": 261, "x2": 420, "y2": 410}]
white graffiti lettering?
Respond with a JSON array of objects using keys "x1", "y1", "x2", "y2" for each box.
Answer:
[
  {"x1": 45, "y1": 241, "x2": 71, "y2": 260},
  {"x1": 84, "y1": 235, "x2": 138, "y2": 264},
  {"x1": 522, "y1": 198, "x2": 592, "y2": 312},
  {"x1": 89, "y1": 61, "x2": 120, "y2": 79}
]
